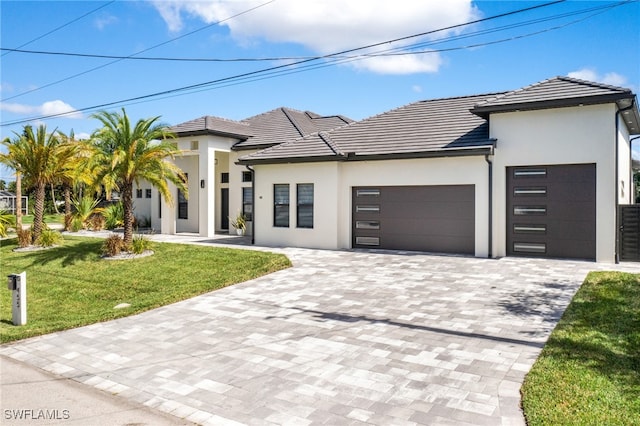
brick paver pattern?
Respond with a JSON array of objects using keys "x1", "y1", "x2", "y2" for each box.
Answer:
[{"x1": 3, "y1": 243, "x2": 638, "y2": 426}]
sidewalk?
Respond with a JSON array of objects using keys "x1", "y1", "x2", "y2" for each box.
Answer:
[{"x1": 1, "y1": 355, "x2": 193, "y2": 425}]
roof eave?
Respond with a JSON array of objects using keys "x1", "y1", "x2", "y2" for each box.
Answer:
[
  {"x1": 236, "y1": 155, "x2": 344, "y2": 165},
  {"x1": 237, "y1": 145, "x2": 495, "y2": 166},
  {"x1": 471, "y1": 93, "x2": 635, "y2": 118},
  {"x1": 173, "y1": 129, "x2": 252, "y2": 140}
]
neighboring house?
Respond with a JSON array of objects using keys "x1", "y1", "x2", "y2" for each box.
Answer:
[
  {"x1": 133, "y1": 108, "x2": 352, "y2": 237},
  {"x1": 0, "y1": 190, "x2": 28, "y2": 215},
  {"x1": 234, "y1": 77, "x2": 640, "y2": 263}
]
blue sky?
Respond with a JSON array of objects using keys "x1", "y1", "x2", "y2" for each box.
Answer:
[{"x1": 1, "y1": 0, "x2": 639, "y2": 180}]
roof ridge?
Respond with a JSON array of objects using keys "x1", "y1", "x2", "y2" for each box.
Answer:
[
  {"x1": 281, "y1": 107, "x2": 306, "y2": 138},
  {"x1": 556, "y1": 75, "x2": 632, "y2": 93},
  {"x1": 318, "y1": 131, "x2": 344, "y2": 156},
  {"x1": 475, "y1": 76, "x2": 632, "y2": 108}
]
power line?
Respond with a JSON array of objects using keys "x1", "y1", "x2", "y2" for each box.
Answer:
[
  {"x1": 1, "y1": 1, "x2": 115, "y2": 58},
  {"x1": 0, "y1": 0, "x2": 276, "y2": 102},
  {"x1": 2, "y1": 0, "x2": 628, "y2": 64},
  {"x1": 2, "y1": 0, "x2": 596, "y2": 127}
]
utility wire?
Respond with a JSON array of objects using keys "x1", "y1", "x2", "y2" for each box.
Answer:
[
  {"x1": 1, "y1": 0, "x2": 276, "y2": 102},
  {"x1": 1, "y1": 0, "x2": 628, "y2": 63},
  {"x1": 1, "y1": 0, "x2": 582, "y2": 126},
  {"x1": 1, "y1": 1, "x2": 116, "y2": 58}
]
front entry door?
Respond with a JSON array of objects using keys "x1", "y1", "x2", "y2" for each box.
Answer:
[{"x1": 221, "y1": 188, "x2": 229, "y2": 230}]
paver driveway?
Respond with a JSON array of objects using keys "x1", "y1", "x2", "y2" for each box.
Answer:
[{"x1": 2, "y1": 247, "x2": 634, "y2": 425}]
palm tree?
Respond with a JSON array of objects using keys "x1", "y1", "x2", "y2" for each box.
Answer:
[
  {"x1": 1, "y1": 125, "x2": 78, "y2": 243},
  {"x1": 1, "y1": 134, "x2": 26, "y2": 230},
  {"x1": 90, "y1": 109, "x2": 187, "y2": 246},
  {"x1": 57, "y1": 130, "x2": 94, "y2": 228}
]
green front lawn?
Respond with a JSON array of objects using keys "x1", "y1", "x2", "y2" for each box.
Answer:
[
  {"x1": 19, "y1": 214, "x2": 65, "y2": 225},
  {"x1": 521, "y1": 271, "x2": 640, "y2": 425},
  {"x1": 0, "y1": 236, "x2": 291, "y2": 343}
]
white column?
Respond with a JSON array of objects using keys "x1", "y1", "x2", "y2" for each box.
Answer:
[{"x1": 199, "y1": 144, "x2": 217, "y2": 237}]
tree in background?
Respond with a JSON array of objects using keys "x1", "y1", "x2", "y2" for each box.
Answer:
[
  {"x1": 0, "y1": 125, "x2": 77, "y2": 243},
  {"x1": 90, "y1": 109, "x2": 187, "y2": 246}
]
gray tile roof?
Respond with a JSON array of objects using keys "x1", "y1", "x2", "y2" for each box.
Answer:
[
  {"x1": 168, "y1": 115, "x2": 253, "y2": 139},
  {"x1": 238, "y1": 93, "x2": 500, "y2": 164},
  {"x1": 232, "y1": 107, "x2": 353, "y2": 150},
  {"x1": 471, "y1": 76, "x2": 636, "y2": 117}
]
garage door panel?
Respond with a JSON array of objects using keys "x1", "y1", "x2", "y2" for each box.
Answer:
[
  {"x1": 353, "y1": 185, "x2": 475, "y2": 254},
  {"x1": 507, "y1": 163, "x2": 595, "y2": 260}
]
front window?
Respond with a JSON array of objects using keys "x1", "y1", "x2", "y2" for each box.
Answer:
[
  {"x1": 242, "y1": 187, "x2": 253, "y2": 221},
  {"x1": 145, "y1": 189, "x2": 152, "y2": 199},
  {"x1": 297, "y1": 183, "x2": 313, "y2": 228},
  {"x1": 274, "y1": 184, "x2": 289, "y2": 227},
  {"x1": 178, "y1": 173, "x2": 188, "y2": 219},
  {"x1": 242, "y1": 171, "x2": 252, "y2": 182},
  {"x1": 136, "y1": 188, "x2": 143, "y2": 198}
]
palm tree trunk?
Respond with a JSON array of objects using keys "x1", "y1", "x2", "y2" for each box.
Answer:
[
  {"x1": 32, "y1": 181, "x2": 46, "y2": 243},
  {"x1": 15, "y1": 171, "x2": 22, "y2": 229},
  {"x1": 122, "y1": 183, "x2": 134, "y2": 247},
  {"x1": 63, "y1": 184, "x2": 72, "y2": 231}
]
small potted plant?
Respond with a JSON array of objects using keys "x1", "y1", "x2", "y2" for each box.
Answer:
[{"x1": 230, "y1": 212, "x2": 247, "y2": 236}]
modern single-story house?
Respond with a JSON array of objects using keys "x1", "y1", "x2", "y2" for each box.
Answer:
[{"x1": 136, "y1": 76, "x2": 639, "y2": 263}]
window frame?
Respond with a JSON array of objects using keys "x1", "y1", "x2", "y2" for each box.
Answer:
[
  {"x1": 242, "y1": 187, "x2": 253, "y2": 221},
  {"x1": 273, "y1": 184, "x2": 290, "y2": 228},
  {"x1": 178, "y1": 173, "x2": 188, "y2": 220},
  {"x1": 296, "y1": 183, "x2": 314, "y2": 229}
]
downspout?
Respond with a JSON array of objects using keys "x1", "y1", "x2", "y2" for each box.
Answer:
[
  {"x1": 485, "y1": 152, "x2": 494, "y2": 259},
  {"x1": 245, "y1": 165, "x2": 255, "y2": 245},
  {"x1": 615, "y1": 99, "x2": 636, "y2": 263}
]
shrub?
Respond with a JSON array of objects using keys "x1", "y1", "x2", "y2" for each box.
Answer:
[
  {"x1": 87, "y1": 213, "x2": 105, "y2": 231},
  {"x1": 131, "y1": 233, "x2": 152, "y2": 254},
  {"x1": 0, "y1": 210, "x2": 15, "y2": 237},
  {"x1": 101, "y1": 234, "x2": 125, "y2": 257},
  {"x1": 16, "y1": 228, "x2": 31, "y2": 247},
  {"x1": 71, "y1": 196, "x2": 102, "y2": 230},
  {"x1": 36, "y1": 228, "x2": 63, "y2": 247},
  {"x1": 103, "y1": 202, "x2": 124, "y2": 230}
]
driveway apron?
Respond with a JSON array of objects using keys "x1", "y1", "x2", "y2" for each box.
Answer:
[{"x1": 2, "y1": 247, "x2": 637, "y2": 426}]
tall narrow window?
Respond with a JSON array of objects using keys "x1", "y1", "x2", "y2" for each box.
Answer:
[
  {"x1": 274, "y1": 184, "x2": 289, "y2": 227},
  {"x1": 178, "y1": 173, "x2": 188, "y2": 219},
  {"x1": 158, "y1": 191, "x2": 162, "y2": 218},
  {"x1": 297, "y1": 183, "x2": 314, "y2": 228},
  {"x1": 242, "y1": 187, "x2": 253, "y2": 221}
]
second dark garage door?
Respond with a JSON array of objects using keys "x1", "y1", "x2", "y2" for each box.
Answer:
[
  {"x1": 506, "y1": 163, "x2": 596, "y2": 260},
  {"x1": 352, "y1": 185, "x2": 475, "y2": 254}
]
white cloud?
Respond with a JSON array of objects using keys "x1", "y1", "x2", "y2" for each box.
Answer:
[
  {"x1": 94, "y1": 14, "x2": 119, "y2": 30},
  {"x1": 0, "y1": 83, "x2": 14, "y2": 93},
  {"x1": 149, "y1": 0, "x2": 478, "y2": 74},
  {"x1": 0, "y1": 100, "x2": 83, "y2": 119},
  {"x1": 567, "y1": 68, "x2": 628, "y2": 87}
]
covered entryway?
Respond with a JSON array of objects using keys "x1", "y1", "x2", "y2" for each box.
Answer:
[
  {"x1": 506, "y1": 163, "x2": 596, "y2": 260},
  {"x1": 352, "y1": 185, "x2": 475, "y2": 254}
]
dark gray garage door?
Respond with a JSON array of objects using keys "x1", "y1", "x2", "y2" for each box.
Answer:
[
  {"x1": 506, "y1": 163, "x2": 596, "y2": 260},
  {"x1": 352, "y1": 185, "x2": 475, "y2": 254}
]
